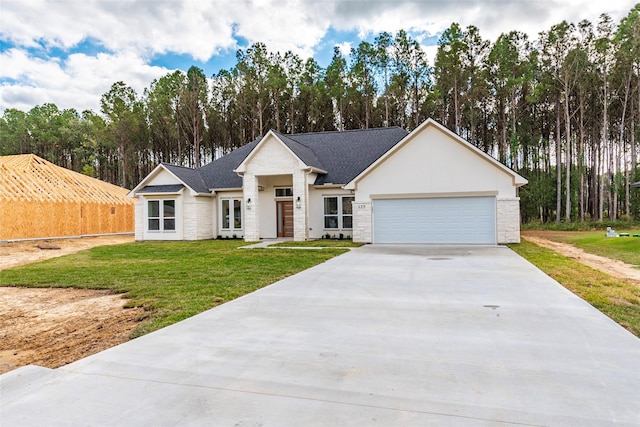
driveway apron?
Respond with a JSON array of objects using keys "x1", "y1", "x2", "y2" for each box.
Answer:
[{"x1": 1, "y1": 245, "x2": 639, "y2": 426}]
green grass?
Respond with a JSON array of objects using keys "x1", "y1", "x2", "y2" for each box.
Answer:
[
  {"x1": 522, "y1": 219, "x2": 640, "y2": 231},
  {"x1": 510, "y1": 240, "x2": 640, "y2": 337},
  {"x1": 0, "y1": 240, "x2": 347, "y2": 338},
  {"x1": 545, "y1": 231, "x2": 640, "y2": 267},
  {"x1": 270, "y1": 239, "x2": 364, "y2": 248}
]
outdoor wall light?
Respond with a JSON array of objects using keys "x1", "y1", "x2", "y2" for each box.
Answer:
[
  {"x1": 246, "y1": 198, "x2": 251, "y2": 209},
  {"x1": 296, "y1": 196, "x2": 301, "y2": 209}
]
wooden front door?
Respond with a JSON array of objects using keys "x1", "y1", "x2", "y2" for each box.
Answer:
[{"x1": 276, "y1": 200, "x2": 294, "y2": 238}]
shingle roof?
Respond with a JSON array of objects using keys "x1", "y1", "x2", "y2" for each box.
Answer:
[
  {"x1": 162, "y1": 163, "x2": 210, "y2": 193},
  {"x1": 283, "y1": 127, "x2": 408, "y2": 185},
  {"x1": 273, "y1": 132, "x2": 326, "y2": 171},
  {"x1": 197, "y1": 140, "x2": 260, "y2": 189},
  {"x1": 138, "y1": 184, "x2": 185, "y2": 194},
  {"x1": 146, "y1": 127, "x2": 408, "y2": 192}
]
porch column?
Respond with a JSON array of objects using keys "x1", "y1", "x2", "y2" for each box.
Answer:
[
  {"x1": 243, "y1": 173, "x2": 260, "y2": 241},
  {"x1": 292, "y1": 170, "x2": 308, "y2": 241}
]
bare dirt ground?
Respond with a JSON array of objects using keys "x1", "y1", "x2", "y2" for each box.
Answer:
[
  {"x1": 521, "y1": 230, "x2": 640, "y2": 283},
  {"x1": 0, "y1": 235, "x2": 143, "y2": 375},
  {"x1": 0, "y1": 235, "x2": 134, "y2": 271}
]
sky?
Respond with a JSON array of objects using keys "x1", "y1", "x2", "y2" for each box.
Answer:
[{"x1": 0, "y1": 0, "x2": 635, "y2": 115}]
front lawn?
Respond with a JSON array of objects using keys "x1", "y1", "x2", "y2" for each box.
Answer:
[
  {"x1": 544, "y1": 231, "x2": 640, "y2": 267},
  {"x1": 0, "y1": 240, "x2": 347, "y2": 338},
  {"x1": 511, "y1": 240, "x2": 640, "y2": 337}
]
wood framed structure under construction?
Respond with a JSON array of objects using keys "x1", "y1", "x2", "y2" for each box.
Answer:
[{"x1": 0, "y1": 154, "x2": 135, "y2": 241}]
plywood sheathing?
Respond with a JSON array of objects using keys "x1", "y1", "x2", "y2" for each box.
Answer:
[
  {"x1": 0, "y1": 154, "x2": 135, "y2": 240},
  {"x1": 0, "y1": 154, "x2": 130, "y2": 203}
]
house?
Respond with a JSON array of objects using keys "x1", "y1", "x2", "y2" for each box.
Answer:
[
  {"x1": 129, "y1": 118, "x2": 527, "y2": 244},
  {"x1": 0, "y1": 154, "x2": 135, "y2": 241}
]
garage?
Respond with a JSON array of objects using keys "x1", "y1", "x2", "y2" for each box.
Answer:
[{"x1": 373, "y1": 196, "x2": 496, "y2": 244}]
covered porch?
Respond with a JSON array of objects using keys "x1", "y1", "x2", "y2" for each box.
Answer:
[{"x1": 241, "y1": 171, "x2": 312, "y2": 242}]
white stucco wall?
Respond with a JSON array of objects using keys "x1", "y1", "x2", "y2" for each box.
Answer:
[
  {"x1": 352, "y1": 123, "x2": 522, "y2": 244},
  {"x1": 144, "y1": 169, "x2": 182, "y2": 186},
  {"x1": 308, "y1": 187, "x2": 354, "y2": 239},
  {"x1": 355, "y1": 125, "x2": 517, "y2": 199}
]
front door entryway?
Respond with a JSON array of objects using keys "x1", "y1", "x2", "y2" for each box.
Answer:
[{"x1": 276, "y1": 200, "x2": 294, "y2": 238}]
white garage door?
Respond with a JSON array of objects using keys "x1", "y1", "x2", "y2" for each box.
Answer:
[{"x1": 373, "y1": 197, "x2": 496, "y2": 244}]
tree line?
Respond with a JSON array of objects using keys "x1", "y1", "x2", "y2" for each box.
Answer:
[{"x1": 1, "y1": 5, "x2": 638, "y2": 224}]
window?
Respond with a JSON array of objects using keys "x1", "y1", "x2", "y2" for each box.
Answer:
[
  {"x1": 147, "y1": 200, "x2": 176, "y2": 232},
  {"x1": 275, "y1": 187, "x2": 293, "y2": 197},
  {"x1": 148, "y1": 201, "x2": 160, "y2": 230},
  {"x1": 342, "y1": 196, "x2": 354, "y2": 228},
  {"x1": 163, "y1": 200, "x2": 175, "y2": 230},
  {"x1": 323, "y1": 196, "x2": 354, "y2": 229},
  {"x1": 222, "y1": 198, "x2": 242, "y2": 230}
]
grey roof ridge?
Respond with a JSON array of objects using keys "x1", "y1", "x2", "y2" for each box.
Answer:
[{"x1": 160, "y1": 162, "x2": 198, "y2": 173}]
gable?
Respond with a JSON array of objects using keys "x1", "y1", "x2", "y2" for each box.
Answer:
[
  {"x1": 351, "y1": 120, "x2": 526, "y2": 198},
  {"x1": 130, "y1": 164, "x2": 200, "y2": 197},
  {"x1": 236, "y1": 133, "x2": 307, "y2": 175},
  {"x1": 146, "y1": 168, "x2": 184, "y2": 186}
]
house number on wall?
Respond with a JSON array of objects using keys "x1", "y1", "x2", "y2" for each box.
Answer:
[{"x1": 357, "y1": 204, "x2": 367, "y2": 209}]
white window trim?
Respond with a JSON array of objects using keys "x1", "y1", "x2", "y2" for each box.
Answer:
[
  {"x1": 323, "y1": 195, "x2": 354, "y2": 230},
  {"x1": 274, "y1": 186, "x2": 293, "y2": 198},
  {"x1": 146, "y1": 199, "x2": 177, "y2": 233},
  {"x1": 220, "y1": 198, "x2": 243, "y2": 231}
]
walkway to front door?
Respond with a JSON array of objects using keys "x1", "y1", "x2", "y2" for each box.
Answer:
[{"x1": 276, "y1": 200, "x2": 293, "y2": 237}]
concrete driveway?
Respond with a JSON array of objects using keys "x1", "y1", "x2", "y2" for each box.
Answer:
[{"x1": 2, "y1": 245, "x2": 639, "y2": 426}]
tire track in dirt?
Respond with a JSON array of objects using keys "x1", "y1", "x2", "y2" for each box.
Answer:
[{"x1": 521, "y1": 232, "x2": 640, "y2": 283}]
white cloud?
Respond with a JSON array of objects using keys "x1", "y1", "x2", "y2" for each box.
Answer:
[
  {"x1": 330, "y1": 0, "x2": 632, "y2": 44},
  {"x1": 231, "y1": 1, "x2": 330, "y2": 58},
  {"x1": 336, "y1": 41, "x2": 353, "y2": 56},
  {"x1": 0, "y1": 48, "x2": 169, "y2": 112},
  {"x1": 0, "y1": 0, "x2": 333, "y2": 62},
  {"x1": 422, "y1": 44, "x2": 439, "y2": 68},
  {"x1": 0, "y1": 0, "x2": 634, "y2": 114},
  {"x1": 2, "y1": 0, "x2": 632, "y2": 58}
]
